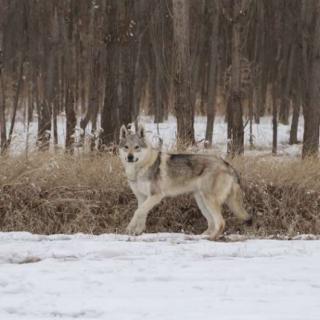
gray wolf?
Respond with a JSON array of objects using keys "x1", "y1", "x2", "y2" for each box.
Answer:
[{"x1": 119, "y1": 125, "x2": 252, "y2": 240}]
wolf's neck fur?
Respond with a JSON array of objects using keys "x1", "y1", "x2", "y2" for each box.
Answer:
[{"x1": 126, "y1": 148, "x2": 160, "y2": 182}]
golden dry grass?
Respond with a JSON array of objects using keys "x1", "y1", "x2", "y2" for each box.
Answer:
[{"x1": 0, "y1": 152, "x2": 319, "y2": 236}]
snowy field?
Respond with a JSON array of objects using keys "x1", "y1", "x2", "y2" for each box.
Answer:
[
  {"x1": 0, "y1": 232, "x2": 320, "y2": 320},
  {"x1": 9, "y1": 115, "x2": 304, "y2": 157}
]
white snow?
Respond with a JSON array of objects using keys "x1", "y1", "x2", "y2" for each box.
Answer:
[
  {"x1": 142, "y1": 115, "x2": 304, "y2": 157},
  {"x1": 0, "y1": 232, "x2": 319, "y2": 320},
  {"x1": 8, "y1": 115, "x2": 305, "y2": 157}
]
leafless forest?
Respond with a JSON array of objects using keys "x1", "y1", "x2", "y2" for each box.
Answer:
[
  {"x1": 0, "y1": 0, "x2": 319, "y2": 156},
  {"x1": 0, "y1": 0, "x2": 320, "y2": 235}
]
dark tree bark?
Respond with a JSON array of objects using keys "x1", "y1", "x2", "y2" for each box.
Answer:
[
  {"x1": 248, "y1": 89, "x2": 254, "y2": 149},
  {"x1": 172, "y1": 0, "x2": 194, "y2": 146},
  {"x1": 267, "y1": 0, "x2": 282, "y2": 156},
  {"x1": 101, "y1": 1, "x2": 120, "y2": 146},
  {"x1": 253, "y1": 1, "x2": 265, "y2": 124},
  {"x1": 205, "y1": 1, "x2": 219, "y2": 147},
  {"x1": 150, "y1": 1, "x2": 166, "y2": 124},
  {"x1": 272, "y1": 85, "x2": 278, "y2": 155},
  {"x1": 228, "y1": 0, "x2": 244, "y2": 156},
  {"x1": 64, "y1": 0, "x2": 76, "y2": 153},
  {"x1": 2, "y1": 55, "x2": 24, "y2": 153},
  {"x1": 37, "y1": 100, "x2": 51, "y2": 151},
  {"x1": 0, "y1": 68, "x2": 6, "y2": 151},
  {"x1": 65, "y1": 84, "x2": 76, "y2": 152},
  {"x1": 132, "y1": 32, "x2": 143, "y2": 128},
  {"x1": 53, "y1": 100, "x2": 58, "y2": 146},
  {"x1": 190, "y1": 1, "x2": 207, "y2": 113},
  {"x1": 279, "y1": 44, "x2": 295, "y2": 125},
  {"x1": 302, "y1": 3, "x2": 320, "y2": 158},
  {"x1": 289, "y1": 96, "x2": 300, "y2": 145},
  {"x1": 101, "y1": 0, "x2": 136, "y2": 146},
  {"x1": 38, "y1": 44, "x2": 55, "y2": 151}
]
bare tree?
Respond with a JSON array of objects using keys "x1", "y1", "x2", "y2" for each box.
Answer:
[
  {"x1": 205, "y1": 1, "x2": 219, "y2": 147},
  {"x1": 172, "y1": 0, "x2": 194, "y2": 146},
  {"x1": 227, "y1": 0, "x2": 245, "y2": 156},
  {"x1": 289, "y1": 94, "x2": 300, "y2": 145},
  {"x1": 0, "y1": 54, "x2": 6, "y2": 151},
  {"x1": 302, "y1": 1, "x2": 320, "y2": 158}
]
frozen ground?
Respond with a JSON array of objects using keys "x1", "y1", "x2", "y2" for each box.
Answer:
[
  {"x1": 0, "y1": 232, "x2": 319, "y2": 320},
  {"x1": 9, "y1": 115, "x2": 304, "y2": 157},
  {"x1": 143, "y1": 115, "x2": 304, "y2": 157}
]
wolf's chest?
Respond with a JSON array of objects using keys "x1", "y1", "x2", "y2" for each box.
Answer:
[{"x1": 129, "y1": 178, "x2": 151, "y2": 196}]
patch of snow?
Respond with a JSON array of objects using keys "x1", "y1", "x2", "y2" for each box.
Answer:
[
  {"x1": 0, "y1": 232, "x2": 319, "y2": 320},
  {"x1": 8, "y1": 115, "x2": 307, "y2": 157}
]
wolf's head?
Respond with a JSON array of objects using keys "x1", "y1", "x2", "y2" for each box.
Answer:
[{"x1": 119, "y1": 125, "x2": 149, "y2": 164}]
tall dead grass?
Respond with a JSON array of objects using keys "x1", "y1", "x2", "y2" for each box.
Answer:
[{"x1": 0, "y1": 152, "x2": 319, "y2": 236}]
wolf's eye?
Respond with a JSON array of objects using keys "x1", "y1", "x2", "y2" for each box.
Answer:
[
  {"x1": 124, "y1": 145, "x2": 129, "y2": 150},
  {"x1": 134, "y1": 145, "x2": 140, "y2": 150}
]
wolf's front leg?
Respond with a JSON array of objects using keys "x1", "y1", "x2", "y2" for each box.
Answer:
[
  {"x1": 135, "y1": 192, "x2": 147, "y2": 207},
  {"x1": 129, "y1": 183, "x2": 147, "y2": 207},
  {"x1": 126, "y1": 194, "x2": 163, "y2": 235}
]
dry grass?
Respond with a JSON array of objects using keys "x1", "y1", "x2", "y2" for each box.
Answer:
[{"x1": 0, "y1": 152, "x2": 319, "y2": 236}]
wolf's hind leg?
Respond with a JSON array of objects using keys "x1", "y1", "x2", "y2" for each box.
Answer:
[
  {"x1": 194, "y1": 192, "x2": 215, "y2": 235},
  {"x1": 201, "y1": 193, "x2": 225, "y2": 240},
  {"x1": 126, "y1": 194, "x2": 163, "y2": 235},
  {"x1": 226, "y1": 182, "x2": 252, "y2": 224}
]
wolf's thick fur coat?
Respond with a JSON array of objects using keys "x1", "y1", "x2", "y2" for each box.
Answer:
[{"x1": 119, "y1": 125, "x2": 251, "y2": 240}]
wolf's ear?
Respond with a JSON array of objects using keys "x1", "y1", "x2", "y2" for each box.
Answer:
[
  {"x1": 120, "y1": 125, "x2": 128, "y2": 140},
  {"x1": 137, "y1": 125, "x2": 145, "y2": 139}
]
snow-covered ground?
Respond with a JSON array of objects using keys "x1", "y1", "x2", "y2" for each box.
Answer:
[
  {"x1": 0, "y1": 232, "x2": 319, "y2": 320},
  {"x1": 143, "y1": 115, "x2": 304, "y2": 157},
  {"x1": 9, "y1": 115, "x2": 304, "y2": 157}
]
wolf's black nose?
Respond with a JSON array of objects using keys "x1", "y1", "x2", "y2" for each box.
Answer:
[{"x1": 127, "y1": 154, "x2": 134, "y2": 162}]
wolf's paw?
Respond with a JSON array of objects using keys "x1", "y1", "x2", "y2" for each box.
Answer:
[
  {"x1": 126, "y1": 219, "x2": 145, "y2": 236},
  {"x1": 201, "y1": 228, "x2": 213, "y2": 236},
  {"x1": 207, "y1": 233, "x2": 221, "y2": 241},
  {"x1": 207, "y1": 227, "x2": 225, "y2": 241}
]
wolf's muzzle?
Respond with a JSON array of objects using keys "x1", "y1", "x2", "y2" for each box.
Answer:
[{"x1": 127, "y1": 154, "x2": 135, "y2": 162}]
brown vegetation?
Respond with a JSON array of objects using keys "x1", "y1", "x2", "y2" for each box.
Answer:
[{"x1": 0, "y1": 152, "x2": 319, "y2": 236}]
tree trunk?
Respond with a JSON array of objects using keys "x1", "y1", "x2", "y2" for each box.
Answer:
[
  {"x1": 101, "y1": 0, "x2": 135, "y2": 146},
  {"x1": 37, "y1": 100, "x2": 51, "y2": 151},
  {"x1": 289, "y1": 97, "x2": 300, "y2": 145},
  {"x1": 190, "y1": 1, "x2": 206, "y2": 113},
  {"x1": 80, "y1": 51, "x2": 100, "y2": 139},
  {"x1": 279, "y1": 44, "x2": 295, "y2": 125},
  {"x1": 53, "y1": 101, "x2": 58, "y2": 146},
  {"x1": 172, "y1": 0, "x2": 194, "y2": 147},
  {"x1": 132, "y1": 33, "x2": 143, "y2": 127},
  {"x1": 154, "y1": 65, "x2": 163, "y2": 123},
  {"x1": 0, "y1": 69, "x2": 6, "y2": 151},
  {"x1": 205, "y1": 2, "x2": 219, "y2": 147},
  {"x1": 65, "y1": 83, "x2": 76, "y2": 152},
  {"x1": 101, "y1": 1, "x2": 119, "y2": 146},
  {"x1": 64, "y1": 1, "x2": 76, "y2": 153},
  {"x1": 302, "y1": 5, "x2": 320, "y2": 158},
  {"x1": 272, "y1": 85, "x2": 278, "y2": 155},
  {"x1": 248, "y1": 89, "x2": 254, "y2": 149},
  {"x1": 228, "y1": 0, "x2": 244, "y2": 156},
  {"x1": 2, "y1": 55, "x2": 24, "y2": 153},
  {"x1": 38, "y1": 44, "x2": 55, "y2": 151},
  {"x1": 150, "y1": 2, "x2": 165, "y2": 124}
]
